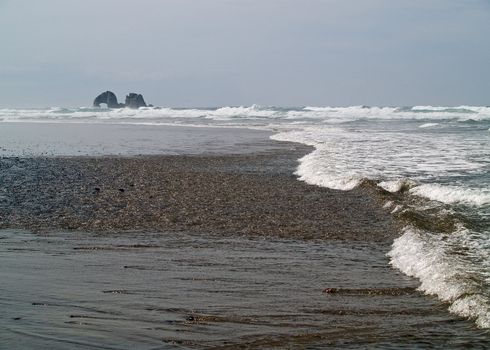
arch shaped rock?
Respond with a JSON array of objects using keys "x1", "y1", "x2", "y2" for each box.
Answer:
[{"x1": 93, "y1": 91, "x2": 124, "y2": 108}]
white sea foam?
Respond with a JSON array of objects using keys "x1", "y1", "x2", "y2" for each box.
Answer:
[
  {"x1": 300, "y1": 105, "x2": 490, "y2": 121},
  {"x1": 389, "y1": 227, "x2": 467, "y2": 300},
  {"x1": 419, "y1": 122, "x2": 439, "y2": 128},
  {"x1": 410, "y1": 184, "x2": 490, "y2": 206},
  {"x1": 378, "y1": 179, "x2": 416, "y2": 193},
  {"x1": 271, "y1": 128, "x2": 363, "y2": 190},
  {"x1": 412, "y1": 106, "x2": 451, "y2": 111},
  {"x1": 272, "y1": 120, "x2": 487, "y2": 197},
  {"x1": 388, "y1": 227, "x2": 490, "y2": 328},
  {"x1": 295, "y1": 152, "x2": 362, "y2": 190},
  {"x1": 212, "y1": 105, "x2": 277, "y2": 118},
  {"x1": 1, "y1": 104, "x2": 490, "y2": 125}
]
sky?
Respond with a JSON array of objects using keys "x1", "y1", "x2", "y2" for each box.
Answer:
[{"x1": 0, "y1": 0, "x2": 489, "y2": 107}]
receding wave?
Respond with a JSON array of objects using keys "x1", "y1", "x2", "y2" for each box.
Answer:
[{"x1": 271, "y1": 129, "x2": 363, "y2": 191}]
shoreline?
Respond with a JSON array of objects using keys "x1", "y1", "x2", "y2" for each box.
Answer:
[
  {"x1": 1, "y1": 128, "x2": 489, "y2": 347},
  {"x1": 0, "y1": 140, "x2": 396, "y2": 242},
  {"x1": 0, "y1": 122, "x2": 281, "y2": 157}
]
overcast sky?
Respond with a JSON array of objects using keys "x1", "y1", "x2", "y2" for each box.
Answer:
[{"x1": 1, "y1": 0, "x2": 489, "y2": 107}]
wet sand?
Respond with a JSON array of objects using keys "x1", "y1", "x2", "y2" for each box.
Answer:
[
  {"x1": 0, "y1": 122, "x2": 282, "y2": 157},
  {"x1": 1, "y1": 130, "x2": 489, "y2": 348},
  {"x1": 0, "y1": 143, "x2": 394, "y2": 241},
  {"x1": 0, "y1": 230, "x2": 489, "y2": 349},
  {"x1": 2, "y1": 230, "x2": 489, "y2": 349}
]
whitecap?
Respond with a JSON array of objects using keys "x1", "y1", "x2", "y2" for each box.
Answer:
[
  {"x1": 410, "y1": 184, "x2": 490, "y2": 206},
  {"x1": 388, "y1": 226, "x2": 490, "y2": 328},
  {"x1": 379, "y1": 179, "x2": 416, "y2": 193},
  {"x1": 419, "y1": 122, "x2": 439, "y2": 128}
]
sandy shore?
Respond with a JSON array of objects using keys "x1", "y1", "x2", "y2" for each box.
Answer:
[{"x1": 0, "y1": 142, "x2": 395, "y2": 241}]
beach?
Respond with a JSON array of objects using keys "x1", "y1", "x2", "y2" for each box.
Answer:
[
  {"x1": 0, "y1": 144, "x2": 394, "y2": 240},
  {"x1": 3, "y1": 0, "x2": 490, "y2": 347},
  {"x1": 1, "y1": 123, "x2": 489, "y2": 348}
]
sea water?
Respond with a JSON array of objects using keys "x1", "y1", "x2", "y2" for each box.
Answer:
[{"x1": 0, "y1": 105, "x2": 489, "y2": 328}]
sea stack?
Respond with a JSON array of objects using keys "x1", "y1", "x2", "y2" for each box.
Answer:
[
  {"x1": 93, "y1": 91, "x2": 148, "y2": 109},
  {"x1": 125, "y1": 93, "x2": 147, "y2": 109},
  {"x1": 93, "y1": 91, "x2": 123, "y2": 108}
]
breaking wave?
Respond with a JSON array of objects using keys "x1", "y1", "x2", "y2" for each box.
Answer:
[
  {"x1": 1, "y1": 104, "x2": 490, "y2": 125},
  {"x1": 269, "y1": 108, "x2": 489, "y2": 328},
  {"x1": 410, "y1": 184, "x2": 490, "y2": 207},
  {"x1": 388, "y1": 227, "x2": 490, "y2": 328}
]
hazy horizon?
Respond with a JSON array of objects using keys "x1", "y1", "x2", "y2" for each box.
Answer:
[{"x1": 1, "y1": 0, "x2": 489, "y2": 108}]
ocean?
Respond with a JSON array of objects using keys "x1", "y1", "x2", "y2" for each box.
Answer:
[{"x1": 1, "y1": 105, "x2": 489, "y2": 331}]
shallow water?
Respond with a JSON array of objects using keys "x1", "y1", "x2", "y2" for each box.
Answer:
[
  {"x1": 0, "y1": 123, "x2": 276, "y2": 157},
  {"x1": 1, "y1": 230, "x2": 488, "y2": 349}
]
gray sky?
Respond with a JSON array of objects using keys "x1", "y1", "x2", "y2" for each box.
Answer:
[{"x1": 1, "y1": 0, "x2": 489, "y2": 107}]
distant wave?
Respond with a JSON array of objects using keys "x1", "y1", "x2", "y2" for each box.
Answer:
[
  {"x1": 419, "y1": 122, "x2": 439, "y2": 128},
  {"x1": 1, "y1": 105, "x2": 490, "y2": 124}
]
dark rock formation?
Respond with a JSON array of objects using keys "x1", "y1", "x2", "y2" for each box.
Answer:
[
  {"x1": 93, "y1": 91, "x2": 148, "y2": 109},
  {"x1": 93, "y1": 91, "x2": 124, "y2": 108},
  {"x1": 125, "y1": 93, "x2": 147, "y2": 109}
]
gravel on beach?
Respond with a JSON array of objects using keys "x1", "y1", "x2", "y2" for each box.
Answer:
[{"x1": 0, "y1": 143, "x2": 396, "y2": 241}]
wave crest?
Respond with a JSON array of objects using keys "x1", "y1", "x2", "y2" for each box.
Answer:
[
  {"x1": 410, "y1": 184, "x2": 490, "y2": 206},
  {"x1": 388, "y1": 227, "x2": 490, "y2": 328}
]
